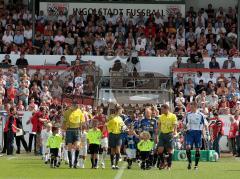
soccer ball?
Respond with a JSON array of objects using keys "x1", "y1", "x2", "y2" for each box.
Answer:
[{"x1": 213, "y1": 152, "x2": 219, "y2": 162}]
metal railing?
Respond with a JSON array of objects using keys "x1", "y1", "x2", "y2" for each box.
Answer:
[{"x1": 98, "y1": 73, "x2": 171, "y2": 90}]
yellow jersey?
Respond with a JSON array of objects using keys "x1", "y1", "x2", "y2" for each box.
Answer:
[
  {"x1": 87, "y1": 128, "x2": 102, "y2": 145},
  {"x1": 63, "y1": 107, "x2": 84, "y2": 129},
  {"x1": 47, "y1": 134, "x2": 63, "y2": 149},
  {"x1": 137, "y1": 140, "x2": 154, "y2": 152},
  {"x1": 107, "y1": 114, "x2": 124, "y2": 134},
  {"x1": 159, "y1": 112, "x2": 177, "y2": 134}
]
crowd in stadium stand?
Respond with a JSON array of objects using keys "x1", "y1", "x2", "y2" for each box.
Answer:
[
  {"x1": 0, "y1": 4, "x2": 238, "y2": 58},
  {"x1": 0, "y1": 3, "x2": 240, "y2": 171},
  {"x1": 173, "y1": 69, "x2": 240, "y2": 115}
]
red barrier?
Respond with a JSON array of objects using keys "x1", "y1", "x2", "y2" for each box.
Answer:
[
  {"x1": 28, "y1": 65, "x2": 68, "y2": 70},
  {"x1": 172, "y1": 68, "x2": 240, "y2": 73}
]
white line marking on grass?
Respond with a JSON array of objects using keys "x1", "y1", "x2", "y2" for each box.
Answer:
[
  {"x1": 7, "y1": 156, "x2": 17, "y2": 160},
  {"x1": 114, "y1": 162, "x2": 128, "y2": 179}
]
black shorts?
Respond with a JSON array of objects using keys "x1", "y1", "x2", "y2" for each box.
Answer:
[
  {"x1": 140, "y1": 151, "x2": 150, "y2": 161},
  {"x1": 157, "y1": 132, "x2": 174, "y2": 149},
  {"x1": 50, "y1": 148, "x2": 59, "y2": 157},
  {"x1": 65, "y1": 128, "x2": 80, "y2": 144},
  {"x1": 89, "y1": 144, "x2": 100, "y2": 154},
  {"x1": 109, "y1": 133, "x2": 122, "y2": 148}
]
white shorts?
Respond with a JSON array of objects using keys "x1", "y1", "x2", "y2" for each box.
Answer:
[
  {"x1": 42, "y1": 145, "x2": 49, "y2": 155},
  {"x1": 101, "y1": 137, "x2": 108, "y2": 148},
  {"x1": 80, "y1": 144, "x2": 88, "y2": 156},
  {"x1": 126, "y1": 149, "x2": 136, "y2": 159}
]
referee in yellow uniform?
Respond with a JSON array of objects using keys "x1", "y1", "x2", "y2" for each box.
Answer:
[
  {"x1": 107, "y1": 105, "x2": 126, "y2": 170},
  {"x1": 157, "y1": 104, "x2": 177, "y2": 170},
  {"x1": 62, "y1": 99, "x2": 84, "y2": 169}
]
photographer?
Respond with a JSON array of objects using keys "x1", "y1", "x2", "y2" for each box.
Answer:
[{"x1": 126, "y1": 52, "x2": 141, "y2": 77}]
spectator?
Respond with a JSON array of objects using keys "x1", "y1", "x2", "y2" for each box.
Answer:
[
  {"x1": 196, "y1": 90, "x2": 207, "y2": 106},
  {"x1": 186, "y1": 90, "x2": 196, "y2": 109},
  {"x1": 175, "y1": 92, "x2": 185, "y2": 104},
  {"x1": 172, "y1": 56, "x2": 183, "y2": 68},
  {"x1": 195, "y1": 71, "x2": 206, "y2": 85},
  {"x1": 206, "y1": 81, "x2": 216, "y2": 95},
  {"x1": 222, "y1": 56, "x2": 236, "y2": 69},
  {"x1": 0, "y1": 84, "x2": 5, "y2": 100},
  {"x1": 217, "y1": 82, "x2": 229, "y2": 96},
  {"x1": 228, "y1": 87, "x2": 240, "y2": 100},
  {"x1": 7, "y1": 83, "x2": 17, "y2": 103},
  {"x1": 30, "y1": 74, "x2": 42, "y2": 89},
  {"x1": 228, "y1": 115, "x2": 238, "y2": 156},
  {"x1": 206, "y1": 72, "x2": 217, "y2": 84},
  {"x1": 16, "y1": 54, "x2": 29, "y2": 67},
  {"x1": 57, "y1": 11, "x2": 67, "y2": 23},
  {"x1": 209, "y1": 111, "x2": 224, "y2": 157},
  {"x1": 184, "y1": 78, "x2": 195, "y2": 96},
  {"x1": 207, "y1": 91, "x2": 219, "y2": 109},
  {"x1": 13, "y1": 30, "x2": 24, "y2": 45},
  {"x1": 54, "y1": 30, "x2": 65, "y2": 43},
  {"x1": 229, "y1": 96, "x2": 238, "y2": 113},
  {"x1": 28, "y1": 98, "x2": 39, "y2": 112},
  {"x1": 217, "y1": 73, "x2": 227, "y2": 84},
  {"x1": 56, "y1": 56, "x2": 70, "y2": 67},
  {"x1": 52, "y1": 41, "x2": 63, "y2": 55},
  {"x1": 50, "y1": 81, "x2": 63, "y2": 99},
  {"x1": 218, "y1": 96, "x2": 230, "y2": 114},
  {"x1": 18, "y1": 81, "x2": 29, "y2": 109},
  {"x1": 1, "y1": 54, "x2": 12, "y2": 65},
  {"x1": 41, "y1": 75, "x2": 52, "y2": 89},
  {"x1": 209, "y1": 56, "x2": 220, "y2": 69},
  {"x1": 40, "y1": 86, "x2": 52, "y2": 103},
  {"x1": 2, "y1": 31, "x2": 13, "y2": 45}
]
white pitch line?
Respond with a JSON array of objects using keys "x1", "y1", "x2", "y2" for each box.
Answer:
[
  {"x1": 7, "y1": 156, "x2": 17, "y2": 160},
  {"x1": 114, "y1": 162, "x2": 128, "y2": 179}
]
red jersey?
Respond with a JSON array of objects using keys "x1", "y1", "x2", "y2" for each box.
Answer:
[
  {"x1": 229, "y1": 101, "x2": 237, "y2": 109},
  {"x1": 7, "y1": 87, "x2": 17, "y2": 101},
  {"x1": 93, "y1": 114, "x2": 108, "y2": 137},
  {"x1": 93, "y1": 114, "x2": 106, "y2": 131},
  {"x1": 209, "y1": 117, "x2": 224, "y2": 140},
  {"x1": 4, "y1": 115, "x2": 17, "y2": 133},
  {"x1": 177, "y1": 120, "x2": 184, "y2": 132},
  {"x1": 228, "y1": 122, "x2": 238, "y2": 138},
  {"x1": 30, "y1": 115, "x2": 38, "y2": 133},
  {"x1": 32, "y1": 111, "x2": 48, "y2": 133}
]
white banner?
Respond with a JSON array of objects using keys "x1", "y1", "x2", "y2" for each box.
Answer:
[{"x1": 40, "y1": 2, "x2": 185, "y2": 17}]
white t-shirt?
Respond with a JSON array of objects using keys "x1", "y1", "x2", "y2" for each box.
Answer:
[
  {"x1": 24, "y1": 29, "x2": 33, "y2": 40},
  {"x1": 106, "y1": 16, "x2": 116, "y2": 25},
  {"x1": 80, "y1": 131, "x2": 88, "y2": 146},
  {"x1": 57, "y1": 15, "x2": 67, "y2": 23},
  {"x1": 2, "y1": 34, "x2": 13, "y2": 44},
  {"x1": 41, "y1": 129, "x2": 52, "y2": 145},
  {"x1": 54, "y1": 35, "x2": 65, "y2": 43},
  {"x1": 74, "y1": 76, "x2": 84, "y2": 86},
  {"x1": 227, "y1": 32, "x2": 237, "y2": 39},
  {"x1": 195, "y1": 76, "x2": 206, "y2": 84},
  {"x1": 206, "y1": 77, "x2": 217, "y2": 84},
  {"x1": 183, "y1": 112, "x2": 208, "y2": 131},
  {"x1": 155, "y1": 16, "x2": 164, "y2": 25}
]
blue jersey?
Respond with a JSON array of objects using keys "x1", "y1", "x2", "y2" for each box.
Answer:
[
  {"x1": 140, "y1": 118, "x2": 157, "y2": 138},
  {"x1": 183, "y1": 112, "x2": 208, "y2": 131},
  {"x1": 126, "y1": 135, "x2": 138, "y2": 149},
  {"x1": 124, "y1": 117, "x2": 140, "y2": 131},
  {"x1": 184, "y1": 112, "x2": 208, "y2": 148}
]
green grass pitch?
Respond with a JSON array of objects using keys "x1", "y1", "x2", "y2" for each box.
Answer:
[{"x1": 0, "y1": 154, "x2": 239, "y2": 179}]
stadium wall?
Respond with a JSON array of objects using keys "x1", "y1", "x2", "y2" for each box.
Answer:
[{"x1": 2, "y1": 55, "x2": 240, "y2": 76}]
